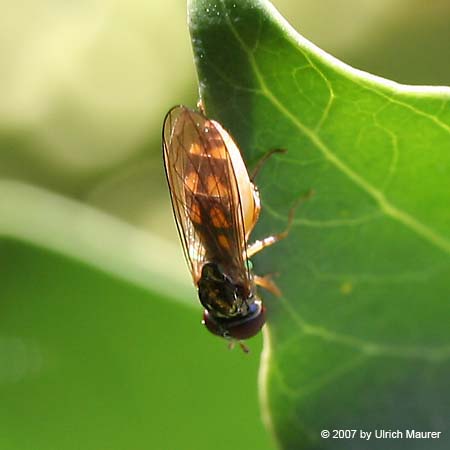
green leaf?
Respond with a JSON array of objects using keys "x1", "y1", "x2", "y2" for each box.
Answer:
[
  {"x1": 188, "y1": 1, "x2": 450, "y2": 449},
  {"x1": 0, "y1": 181, "x2": 274, "y2": 450}
]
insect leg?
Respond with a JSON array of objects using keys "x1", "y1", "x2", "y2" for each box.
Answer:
[
  {"x1": 254, "y1": 274, "x2": 282, "y2": 297},
  {"x1": 246, "y1": 204, "x2": 295, "y2": 257},
  {"x1": 239, "y1": 341, "x2": 250, "y2": 353},
  {"x1": 246, "y1": 234, "x2": 285, "y2": 258},
  {"x1": 196, "y1": 99, "x2": 206, "y2": 114},
  {"x1": 227, "y1": 340, "x2": 250, "y2": 353},
  {"x1": 247, "y1": 189, "x2": 314, "y2": 258},
  {"x1": 250, "y1": 148, "x2": 287, "y2": 181}
]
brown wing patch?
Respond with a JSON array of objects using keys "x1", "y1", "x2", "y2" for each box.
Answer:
[
  {"x1": 210, "y1": 206, "x2": 230, "y2": 228},
  {"x1": 189, "y1": 201, "x2": 202, "y2": 224},
  {"x1": 185, "y1": 171, "x2": 199, "y2": 192},
  {"x1": 217, "y1": 234, "x2": 231, "y2": 250},
  {"x1": 206, "y1": 175, "x2": 229, "y2": 197}
]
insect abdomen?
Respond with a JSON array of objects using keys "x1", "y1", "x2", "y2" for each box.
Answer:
[{"x1": 184, "y1": 147, "x2": 236, "y2": 261}]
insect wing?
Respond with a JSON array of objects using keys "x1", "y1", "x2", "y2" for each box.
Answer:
[
  {"x1": 162, "y1": 106, "x2": 249, "y2": 285},
  {"x1": 163, "y1": 106, "x2": 205, "y2": 282}
]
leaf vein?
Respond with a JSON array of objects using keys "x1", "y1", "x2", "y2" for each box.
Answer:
[
  {"x1": 263, "y1": 200, "x2": 382, "y2": 228},
  {"x1": 223, "y1": 15, "x2": 450, "y2": 255},
  {"x1": 355, "y1": 82, "x2": 450, "y2": 134},
  {"x1": 278, "y1": 300, "x2": 450, "y2": 362}
]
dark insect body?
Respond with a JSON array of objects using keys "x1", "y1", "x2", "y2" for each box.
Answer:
[{"x1": 162, "y1": 105, "x2": 289, "y2": 351}]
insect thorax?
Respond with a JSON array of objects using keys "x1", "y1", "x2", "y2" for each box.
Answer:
[{"x1": 197, "y1": 262, "x2": 253, "y2": 319}]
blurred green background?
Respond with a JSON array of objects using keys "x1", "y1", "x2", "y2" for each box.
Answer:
[{"x1": 1, "y1": 1, "x2": 449, "y2": 449}]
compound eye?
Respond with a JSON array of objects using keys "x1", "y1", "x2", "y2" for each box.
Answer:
[
  {"x1": 202, "y1": 310, "x2": 226, "y2": 338},
  {"x1": 202, "y1": 301, "x2": 266, "y2": 340}
]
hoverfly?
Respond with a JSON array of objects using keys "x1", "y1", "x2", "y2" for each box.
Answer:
[{"x1": 162, "y1": 105, "x2": 291, "y2": 351}]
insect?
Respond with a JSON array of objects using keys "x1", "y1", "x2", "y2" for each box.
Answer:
[{"x1": 162, "y1": 105, "x2": 292, "y2": 351}]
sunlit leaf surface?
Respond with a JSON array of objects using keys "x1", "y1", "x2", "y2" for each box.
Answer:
[{"x1": 189, "y1": 1, "x2": 450, "y2": 449}]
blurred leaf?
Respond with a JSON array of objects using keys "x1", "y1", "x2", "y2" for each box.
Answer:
[
  {"x1": 271, "y1": 0, "x2": 450, "y2": 85},
  {"x1": 0, "y1": 181, "x2": 274, "y2": 450},
  {"x1": 189, "y1": 0, "x2": 450, "y2": 449},
  {"x1": 0, "y1": 180, "x2": 192, "y2": 305},
  {"x1": 0, "y1": 0, "x2": 196, "y2": 194},
  {"x1": 0, "y1": 240, "x2": 272, "y2": 450}
]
